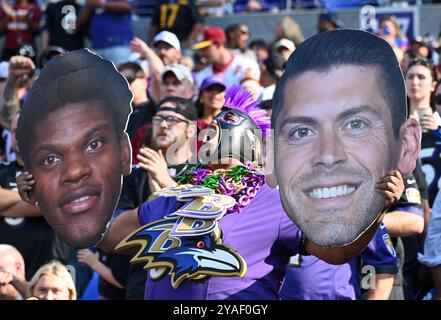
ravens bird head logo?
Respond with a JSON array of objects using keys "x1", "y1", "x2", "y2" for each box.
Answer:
[{"x1": 115, "y1": 218, "x2": 247, "y2": 288}]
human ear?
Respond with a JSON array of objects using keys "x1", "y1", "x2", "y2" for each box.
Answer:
[
  {"x1": 264, "y1": 135, "x2": 278, "y2": 188},
  {"x1": 120, "y1": 133, "x2": 132, "y2": 176},
  {"x1": 397, "y1": 117, "x2": 421, "y2": 175}
]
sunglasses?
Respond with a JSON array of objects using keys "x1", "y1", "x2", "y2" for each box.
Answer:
[
  {"x1": 409, "y1": 58, "x2": 434, "y2": 68},
  {"x1": 152, "y1": 115, "x2": 189, "y2": 125}
]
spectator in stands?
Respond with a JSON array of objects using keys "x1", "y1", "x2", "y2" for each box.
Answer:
[
  {"x1": 259, "y1": 53, "x2": 285, "y2": 100},
  {"x1": 40, "y1": 0, "x2": 86, "y2": 54},
  {"x1": 77, "y1": 248, "x2": 127, "y2": 300},
  {"x1": 119, "y1": 96, "x2": 197, "y2": 211},
  {"x1": 274, "y1": 38, "x2": 295, "y2": 61},
  {"x1": 29, "y1": 261, "x2": 76, "y2": 300},
  {"x1": 401, "y1": 48, "x2": 425, "y2": 75},
  {"x1": 117, "y1": 62, "x2": 154, "y2": 139},
  {"x1": 193, "y1": 26, "x2": 260, "y2": 97},
  {"x1": 317, "y1": 11, "x2": 343, "y2": 33},
  {"x1": 0, "y1": 61, "x2": 8, "y2": 161},
  {"x1": 0, "y1": 55, "x2": 35, "y2": 131},
  {"x1": 79, "y1": 0, "x2": 133, "y2": 65},
  {"x1": 152, "y1": 31, "x2": 182, "y2": 65},
  {"x1": 419, "y1": 189, "x2": 441, "y2": 300},
  {"x1": 406, "y1": 58, "x2": 440, "y2": 130},
  {"x1": 148, "y1": 0, "x2": 204, "y2": 51},
  {"x1": 0, "y1": 0, "x2": 42, "y2": 61},
  {"x1": 274, "y1": 16, "x2": 304, "y2": 47},
  {"x1": 0, "y1": 113, "x2": 56, "y2": 280},
  {"x1": 249, "y1": 39, "x2": 269, "y2": 64},
  {"x1": 198, "y1": 0, "x2": 232, "y2": 17},
  {"x1": 378, "y1": 15, "x2": 407, "y2": 61},
  {"x1": 195, "y1": 75, "x2": 226, "y2": 130},
  {"x1": 0, "y1": 244, "x2": 26, "y2": 300},
  {"x1": 225, "y1": 23, "x2": 255, "y2": 60},
  {"x1": 130, "y1": 64, "x2": 195, "y2": 162},
  {"x1": 281, "y1": 224, "x2": 398, "y2": 300}
]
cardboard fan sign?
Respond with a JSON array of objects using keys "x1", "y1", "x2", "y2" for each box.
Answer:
[{"x1": 16, "y1": 49, "x2": 133, "y2": 248}]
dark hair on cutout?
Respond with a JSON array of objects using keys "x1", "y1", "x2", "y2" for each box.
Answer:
[
  {"x1": 272, "y1": 29, "x2": 407, "y2": 139},
  {"x1": 16, "y1": 49, "x2": 133, "y2": 166}
]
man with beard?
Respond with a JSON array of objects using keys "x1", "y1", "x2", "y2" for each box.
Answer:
[
  {"x1": 268, "y1": 29, "x2": 421, "y2": 247},
  {"x1": 118, "y1": 96, "x2": 197, "y2": 212}
]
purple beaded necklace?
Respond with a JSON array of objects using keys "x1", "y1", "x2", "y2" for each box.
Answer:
[{"x1": 176, "y1": 162, "x2": 265, "y2": 213}]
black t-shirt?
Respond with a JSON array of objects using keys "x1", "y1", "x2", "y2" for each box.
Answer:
[
  {"x1": 117, "y1": 163, "x2": 190, "y2": 212},
  {"x1": 43, "y1": 1, "x2": 85, "y2": 51},
  {"x1": 420, "y1": 129, "x2": 441, "y2": 206},
  {"x1": 126, "y1": 101, "x2": 156, "y2": 139},
  {"x1": 97, "y1": 250, "x2": 128, "y2": 300},
  {"x1": 0, "y1": 161, "x2": 55, "y2": 280},
  {"x1": 152, "y1": 0, "x2": 204, "y2": 42}
]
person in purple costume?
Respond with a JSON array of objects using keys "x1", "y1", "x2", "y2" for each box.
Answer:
[{"x1": 95, "y1": 84, "x2": 404, "y2": 300}]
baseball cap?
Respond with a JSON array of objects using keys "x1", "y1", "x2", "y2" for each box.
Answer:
[
  {"x1": 154, "y1": 31, "x2": 181, "y2": 51},
  {"x1": 162, "y1": 64, "x2": 194, "y2": 85},
  {"x1": 193, "y1": 27, "x2": 226, "y2": 50},
  {"x1": 200, "y1": 75, "x2": 226, "y2": 91},
  {"x1": 0, "y1": 61, "x2": 9, "y2": 80},
  {"x1": 156, "y1": 96, "x2": 197, "y2": 121},
  {"x1": 274, "y1": 38, "x2": 295, "y2": 52}
]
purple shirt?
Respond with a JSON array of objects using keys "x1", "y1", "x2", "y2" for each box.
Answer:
[
  {"x1": 138, "y1": 184, "x2": 300, "y2": 300},
  {"x1": 280, "y1": 223, "x2": 398, "y2": 300}
]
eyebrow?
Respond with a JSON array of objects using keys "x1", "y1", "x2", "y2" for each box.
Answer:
[
  {"x1": 31, "y1": 123, "x2": 112, "y2": 157},
  {"x1": 279, "y1": 105, "x2": 382, "y2": 131},
  {"x1": 335, "y1": 105, "x2": 382, "y2": 122}
]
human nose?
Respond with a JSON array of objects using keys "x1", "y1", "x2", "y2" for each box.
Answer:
[
  {"x1": 312, "y1": 130, "x2": 347, "y2": 169},
  {"x1": 60, "y1": 153, "x2": 92, "y2": 185}
]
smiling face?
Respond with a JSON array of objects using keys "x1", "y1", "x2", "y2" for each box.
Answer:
[
  {"x1": 200, "y1": 85, "x2": 226, "y2": 112},
  {"x1": 28, "y1": 102, "x2": 131, "y2": 248},
  {"x1": 273, "y1": 65, "x2": 401, "y2": 246}
]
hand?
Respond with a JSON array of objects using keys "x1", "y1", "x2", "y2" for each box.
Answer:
[
  {"x1": 77, "y1": 249, "x2": 99, "y2": 268},
  {"x1": 376, "y1": 170, "x2": 404, "y2": 209},
  {"x1": 0, "y1": 270, "x2": 14, "y2": 286},
  {"x1": 16, "y1": 171, "x2": 36, "y2": 205},
  {"x1": 8, "y1": 56, "x2": 35, "y2": 84},
  {"x1": 130, "y1": 37, "x2": 150, "y2": 59},
  {"x1": 420, "y1": 114, "x2": 438, "y2": 131},
  {"x1": 1, "y1": 0, "x2": 16, "y2": 17},
  {"x1": 137, "y1": 147, "x2": 176, "y2": 189}
]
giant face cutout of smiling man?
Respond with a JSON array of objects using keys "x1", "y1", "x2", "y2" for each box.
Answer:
[
  {"x1": 267, "y1": 30, "x2": 421, "y2": 247},
  {"x1": 16, "y1": 49, "x2": 132, "y2": 248}
]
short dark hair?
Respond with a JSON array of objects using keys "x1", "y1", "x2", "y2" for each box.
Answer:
[
  {"x1": 117, "y1": 61, "x2": 146, "y2": 79},
  {"x1": 272, "y1": 29, "x2": 407, "y2": 139},
  {"x1": 16, "y1": 49, "x2": 133, "y2": 165}
]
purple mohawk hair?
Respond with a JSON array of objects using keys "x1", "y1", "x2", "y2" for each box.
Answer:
[{"x1": 224, "y1": 85, "x2": 271, "y2": 136}]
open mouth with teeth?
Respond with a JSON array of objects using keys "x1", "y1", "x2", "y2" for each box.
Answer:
[
  {"x1": 59, "y1": 188, "x2": 101, "y2": 215},
  {"x1": 306, "y1": 184, "x2": 359, "y2": 200}
]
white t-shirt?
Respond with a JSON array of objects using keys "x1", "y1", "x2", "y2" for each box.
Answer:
[{"x1": 195, "y1": 54, "x2": 260, "y2": 92}]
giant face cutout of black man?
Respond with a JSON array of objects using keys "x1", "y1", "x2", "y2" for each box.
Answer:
[{"x1": 16, "y1": 49, "x2": 133, "y2": 248}]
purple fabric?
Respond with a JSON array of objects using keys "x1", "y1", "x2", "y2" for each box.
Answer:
[
  {"x1": 138, "y1": 184, "x2": 300, "y2": 300},
  {"x1": 280, "y1": 222, "x2": 398, "y2": 300}
]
